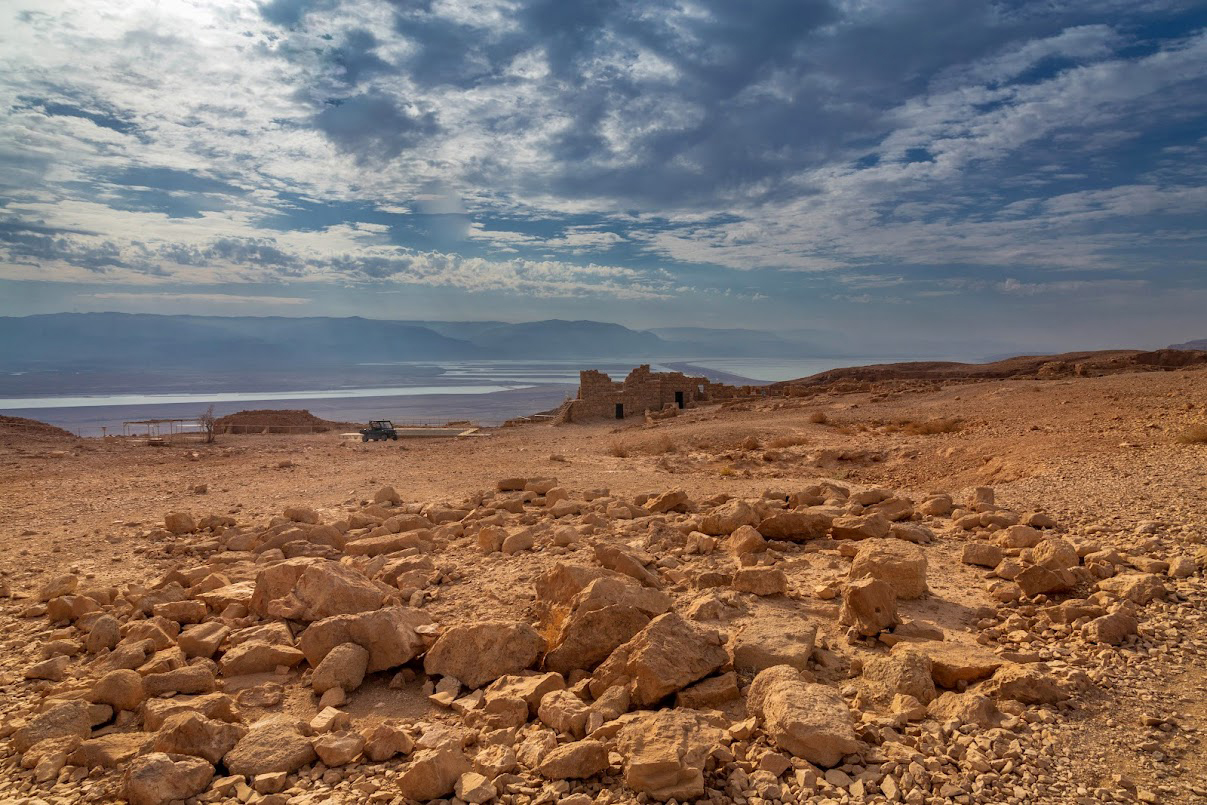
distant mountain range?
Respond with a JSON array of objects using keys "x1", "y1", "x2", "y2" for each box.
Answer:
[
  {"x1": 0, "y1": 313, "x2": 843, "y2": 372},
  {"x1": 1170, "y1": 338, "x2": 1207, "y2": 350}
]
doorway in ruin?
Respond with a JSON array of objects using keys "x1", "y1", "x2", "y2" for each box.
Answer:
[
  {"x1": 615, "y1": 403, "x2": 624, "y2": 419},
  {"x1": 675, "y1": 391, "x2": 684, "y2": 408}
]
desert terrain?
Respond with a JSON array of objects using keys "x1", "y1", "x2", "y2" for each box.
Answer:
[{"x1": 0, "y1": 364, "x2": 1204, "y2": 805}]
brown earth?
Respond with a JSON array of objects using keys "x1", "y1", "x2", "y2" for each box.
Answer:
[
  {"x1": 0, "y1": 415, "x2": 76, "y2": 442},
  {"x1": 214, "y1": 409, "x2": 360, "y2": 434},
  {"x1": 0, "y1": 364, "x2": 1204, "y2": 804}
]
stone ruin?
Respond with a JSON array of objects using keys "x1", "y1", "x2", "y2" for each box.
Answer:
[{"x1": 560, "y1": 365, "x2": 751, "y2": 422}]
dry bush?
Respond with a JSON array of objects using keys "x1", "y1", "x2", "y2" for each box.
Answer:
[
  {"x1": 641, "y1": 433, "x2": 678, "y2": 455},
  {"x1": 1178, "y1": 424, "x2": 1207, "y2": 444},
  {"x1": 768, "y1": 433, "x2": 809, "y2": 448},
  {"x1": 898, "y1": 418, "x2": 964, "y2": 435},
  {"x1": 718, "y1": 465, "x2": 736, "y2": 477},
  {"x1": 808, "y1": 410, "x2": 829, "y2": 424},
  {"x1": 606, "y1": 440, "x2": 630, "y2": 458},
  {"x1": 739, "y1": 434, "x2": 762, "y2": 450}
]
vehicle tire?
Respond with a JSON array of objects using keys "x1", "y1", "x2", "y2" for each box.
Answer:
[
  {"x1": 362, "y1": 435, "x2": 368, "y2": 442},
  {"x1": 391, "y1": 435, "x2": 398, "y2": 441}
]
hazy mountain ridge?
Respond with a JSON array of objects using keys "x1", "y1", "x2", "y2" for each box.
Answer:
[
  {"x1": 0, "y1": 313, "x2": 831, "y2": 372},
  {"x1": 1169, "y1": 339, "x2": 1207, "y2": 350}
]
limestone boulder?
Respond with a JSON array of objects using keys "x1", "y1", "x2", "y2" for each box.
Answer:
[
  {"x1": 396, "y1": 749, "x2": 472, "y2": 801},
  {"x1": 1014, "y1": 565, "x2": 1076, "y2": 598},
  {"x1": 897, "y1": 642, "x2": 1002, "y2": 689},
  {"x1": 830, "y1": 513, "x2": 891, "y2": 541},
  {"x1": 538, "y1": 739, "x2": 609, "y2": 780},
  {"x1": 731, "y1": 618, "x2": 817, "y2": 674},
  {"x1": 590, "y1": 612, "x2": 728, "y2": 707},
  {"x1": 164, "y1": 512, "x2": 197, "y2": 535},
  {"x1": 313, "y1": 731, "x2": 365, "y2": 766},
  {"x1": 68, "y1": 733, "x2": 155, "y2": 769},
  {"x1": 298, "y1": 606, "x2": 433, "y2": 672},
  {"x1": 537, "y1": 689, "x2": 592, "y2": 738},
  {"x1": 1081, "y1": 612, "x2": 1138, "y2": 645},
  {"x1": 747, "y1": 665, "x2": 860, "y2": 768},
  {"x1": 253, "y1": 559, "x2": 385, "y2": 622},
  {"x1": 698, "y1": 500, "x2": 760, "y2": 536},
  {"x1": 849, "y1": 539, "x2": 928, "y2": 599},
  {"x1": 219, "y1": 641, "x2": 305, "y2": 676},
  {"x1": 860, "y1": 649, "x2": 935, "y2": 705},
  {"x1": 732, "y1": 567, "x2": 788, "y2": 596},
  {"x1": 594, "y1": 544, "x2": 661, "y2": 588},
  {"x1": 424, "y1": 621, "x2": 545, "y2": 689},
  {"x1": 927, "y1": 692, "x2": 1001, "y2": 727},
  {"x1": 979, "y1": 665, "x2": 1068, "y2": 704},
  {"x1": 646, "y1": 489, "x2": 691, "y2": 514},
  {"x1": 125, "y1": 753, "x2": 213, "y2": 805},
  {"x1": 1031, "y1": 537, "x2": 1079, "y2": 570},
  {"x1": 543, "y1": 578, "x2": 670, "y2": 675},
  {"x1": 1096, "y1": 573, "x2": 1166, "y2": 604},
  {"x1": 312, "y1": 643, "x2": 370, "y2": 693},
  {"x1": 154, "y1": 712, "x2": 245, "y2": 764},
  {"x1": 615, "y1": 710, "x2": 723, "y2": 801},
  {"x1": 484, "y1": 672, "x2": 567, "y2": 716},
  {"x1": 757, "y1": 510, "x2": 832, "y2": 542},
  {"x1": 223, "y1": 722, "x2": 317, "y2": 776},
  {"x1": 838, "y1": 578, "x2": 899, "y2": 637},
  {"x1": 962, "y1": 542, "x2": 1003, "y2": 569},
  {"x1": 362, "y1": 720, "x2": 414, "y2": 762},
  {"x1": 12, "y1": 700, "x2": 92, "y2": 754},
  {"x1": 92, "y1": 669, "x2": 145, "y2": 712}
]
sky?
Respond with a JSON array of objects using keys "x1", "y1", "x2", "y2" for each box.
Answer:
[{"x1": 1, "y1": 0, "x2": 1205, "y2": 352}]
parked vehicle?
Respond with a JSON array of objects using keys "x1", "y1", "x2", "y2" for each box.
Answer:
[{"x1": 360, "y1": 420, "x2": 398, "y2": 441}]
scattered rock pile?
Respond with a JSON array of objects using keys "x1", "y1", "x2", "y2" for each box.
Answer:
[{"x1": 1, "y1": 476, "x2": 1204, "y2": 804}]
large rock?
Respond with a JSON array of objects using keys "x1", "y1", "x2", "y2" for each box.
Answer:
[
  {"x1": 615, "y1": 710, "x2": 723, "y2": 801},
  {"x1": 298, "y1": 606, "x2": 433, "y2": 672},
  {"x1": 698, "y1": 500, "x2": 760, "y2": 536},
  {"x1": 731, "y1": 617, "x2": 817, "y2": 674},
  {"x1": 219, "y1": 641, "x2": 305, "y2": 676},
  {"x1": 484, "y1": 673, "x2": 567, "y2": 716},
  {"x1": 69, "y1": 733, "x2": 155, "y2": 769},
  {"x1": 125, "y1": 753, "x2": 213, "y2": 805},
  {"x1": 1015, "y1": 565, "x2": 1076, "y2": 597},
  {"x1": 250, "y1": 559, "x2": 384, "y2": 622},
  {"x1": 543, "y1": 578, "x2": 673, "y2": 675},
  {"x1": 747, "y1": 665, "x2": 860, "y2": 767},
  {"x1": 312, "y1": 643, "x2": 370, "y2": 693},
  {"x1": 1096, "y1": 573, "x2": 1166, "y2": 604},
  {"x1": 590, "y1": 612, "x2": 727, "y2": 707},
  {"x1": 92, "y1": 669, "x2": 145, "y2": 712},
  {"x1": 896, "y1": 642, "x2": 1002, "y2": 689},
  {"x1": 757, "y1": 510, "x2": 833, "y2": 542},
  {"x1": 927, "y1": 692, "x2": 1001, "y2": 727},
  {"x1": 979, "y1": 665, "x2": 1068, "y2": 704},
  {"x1": 732, "y1": 567, "x2": 788, "y2": 596},
  {"x1": 154, "y1": 712, "x2": 245, "y2": 764},
  {"x1": 838, "y1": 578, "x2": 899, "y2": 637},
  {"x1": 223, "y1": 722, "x2": 317, "y2": 776},
  {"x1": 537, "y1": 739, "x2": 609, "y2": 779},
  {"x1": 594, "y1": 544, "x2": 661, "y2": 588},
  {"x1": 830, "y1": 513, "x2": 891, "y2": 541},
  {"x1": 12, "y1": 700, "x2": 91, "y2": 753},
  {"x1": 1081, "y1": 612, "x2": 1138, "y2": 645},
  {"x1": 1031, "y1": 538, "x2": 1079, "y2": 570},
  {"x1": 425, "y1": 621, "x2": 545, "y2": 689},
  {"x1": 849, "y1": 539, "x2": 928, "y2": 599},
  {"x1": 861, "y1": 649, "x2": 935, "y2": 705},
  {"x1": 962, "y1": 542, "x2": 1004, "y2": 568},
  {"x1": 397, "y1": 749, "x2": 472, "y2": 801}
]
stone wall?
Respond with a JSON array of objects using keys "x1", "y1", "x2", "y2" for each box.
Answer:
[{"x1": 561, "y1": 364, "x2": 760, "y2": 422}]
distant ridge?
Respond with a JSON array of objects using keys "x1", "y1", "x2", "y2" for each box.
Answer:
[
  {"x1": 1170, "y1": 338, "x2": 1207, "y2": 350},
  {"x1": 773, "y1": 349, "x2": 1207, "y2": 388}
]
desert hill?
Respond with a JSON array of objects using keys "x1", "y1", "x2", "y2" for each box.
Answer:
[{"x1": 774, "y1": 348, "x2": 1207, "y2": 390}]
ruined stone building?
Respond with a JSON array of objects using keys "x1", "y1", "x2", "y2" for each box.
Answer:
[{"x1": 560, "y1": 364, "x2": 753, "y2": 422}]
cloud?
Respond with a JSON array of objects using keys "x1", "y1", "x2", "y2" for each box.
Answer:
[
  {"x1": 92, "y1": 292, "x2": 311, "y2": 305},
  {"x1": 0, "y1": 0, "x2": 1204, "y2": 334}
]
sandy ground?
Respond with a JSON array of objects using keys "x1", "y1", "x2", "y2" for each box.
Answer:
[{"x1": 0, "y1": 366, "x2": 1204, "y2": 803}]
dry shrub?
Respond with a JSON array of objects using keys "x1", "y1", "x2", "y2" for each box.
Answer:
[
  {"x1": 718, "y1": 465, "x2": 736, "y2": 477},
  {"x1": 739, "y1": 434, "x2": 761, "y2": 450},
  {"x1": 606, "y1": 440, "x2": 630, "y2": 458},
  {"x1": 768, "y1": 433, "x2": 809, "y2": 448},
  {"x1": 898, "y1": 418, "x2": 964, "y2": 435},
  {"x1": 1178, "y1": 424, "x2": 1207, "y2": 444},
  {"x1": 808, "y1": 410, "x2": 829, "y2": 424}
]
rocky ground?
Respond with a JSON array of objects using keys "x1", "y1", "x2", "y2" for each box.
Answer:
[{"x1": 0, "y1": 367, "x2": 1204, "y2": 805}]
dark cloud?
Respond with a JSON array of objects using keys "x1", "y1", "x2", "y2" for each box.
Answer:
[
  {"x1": 14, "y1": 95, "x2": 139, "y2": 136},
  {"x1": 312, "y1": 92, "x2": 440, "y2": 163}
]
